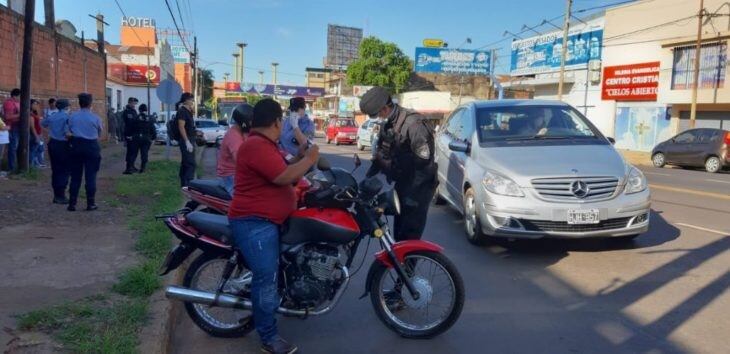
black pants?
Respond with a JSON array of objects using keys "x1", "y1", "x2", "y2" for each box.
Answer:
[
  {"x1": 125, "y1": 138, "x2": 139, "y2": 170},
  {"x1": 179, "y1": 143, "x2": 196, "y2": 187},
  {"x1": 138, "y1": 138, "x2": 151, "y2": 169},
  {"x1": 393, "y1": 181, "x2": 437, "y2": 241},
  {"x1": 48, "y1": 139, "x2": 70, "y2": 198},
  {"x1": 68, "y1": 138, "x2": 101, "y2": 206}
]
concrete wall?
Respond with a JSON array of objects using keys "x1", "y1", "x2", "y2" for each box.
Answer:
[{"x1": 0, "y1": 4, "x2": 106, "y2": 129}]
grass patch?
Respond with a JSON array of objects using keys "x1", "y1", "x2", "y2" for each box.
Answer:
[
  {"x1": 11, "y1": 167, "x2": 42, "y2": 181},
  {"x1": 18, "y1": 159, "x2": 182, "y2": 352}
]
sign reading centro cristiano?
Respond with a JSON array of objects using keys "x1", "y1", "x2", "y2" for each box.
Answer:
[{"x1": 601, "y1": 62, "x2": 660, "y2": 101}]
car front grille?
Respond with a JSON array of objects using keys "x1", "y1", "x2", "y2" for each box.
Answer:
[
  {"x1": 531, "y1": 176, "x2": 620, "y2": 201},
  {"x1": 518, "y1": 217, "x2": 632, "y2": 233}
]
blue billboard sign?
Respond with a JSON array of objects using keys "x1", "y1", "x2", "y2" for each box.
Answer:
[
  {"x1": 414, "y1": 48, "x2": 492, "y2": 75},
  {"x1": 510, "y1": 27, "x2": 603, "y2": 76}
]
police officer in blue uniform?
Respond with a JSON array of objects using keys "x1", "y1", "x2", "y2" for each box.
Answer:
[
  {"x1": 67, "y1": 93, "x2": 103, "y2": 211},
  {"x1": 123, "y1": 97, "x2": 139, "y2": 174},
  {"x1": 41, "y1": 98, "x2": 71, "y2": 204}
]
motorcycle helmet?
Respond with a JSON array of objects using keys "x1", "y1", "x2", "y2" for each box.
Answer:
[{"x1": 231, "y1": 103, "x2": 254, "y2": 133}]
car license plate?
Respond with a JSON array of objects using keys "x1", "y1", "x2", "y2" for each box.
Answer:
[{"x1": 567, "y1": 209, "x2": 600, "y2": 224}]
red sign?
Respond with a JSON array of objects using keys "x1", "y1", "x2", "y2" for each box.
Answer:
[
  {"x1": 601, "y1": 61, "x2": 660, "y2": 101},
  {"x1": 126, "y1": 65, "x2": 160, "y2": 84}
]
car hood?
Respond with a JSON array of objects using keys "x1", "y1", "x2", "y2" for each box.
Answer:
[{"x1": 475, "y1": 144, "x2": 627, "y2": 186}]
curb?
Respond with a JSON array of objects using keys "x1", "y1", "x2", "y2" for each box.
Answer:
[{"x1": 137, "y1": 257, "x2": 186, "y2": 354}]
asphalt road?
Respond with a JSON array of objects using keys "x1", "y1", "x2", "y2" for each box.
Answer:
[{"x1": 170, "y1": 141, "x2": 729, "y2": 354}]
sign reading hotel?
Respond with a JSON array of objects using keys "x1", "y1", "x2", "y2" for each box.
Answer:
[
  {"x1": 601, "y1": 62, "x2": 660, "y2": 101},
  {"x1": 122, "y1": 17, "x2": 156, "y2": 28}
]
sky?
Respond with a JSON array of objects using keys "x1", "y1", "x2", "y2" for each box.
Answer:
[{"x1": 37, "y1": 0, "x2": 614, "y2": 86}]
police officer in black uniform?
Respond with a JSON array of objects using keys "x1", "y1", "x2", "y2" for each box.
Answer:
[
  {"x1": 360, "y1": 86, "x2": 438, "y2": 242},
  {"x1": 135, "y1": 104, "x2": 157, "y2": 173},
  {"x1": 123, "y1": 97, "x2": 139, "y2": 174}
]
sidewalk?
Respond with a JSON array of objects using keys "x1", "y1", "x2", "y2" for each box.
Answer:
[{"x1": 618, "y1": 149, "x2": 652, "y2": 167}]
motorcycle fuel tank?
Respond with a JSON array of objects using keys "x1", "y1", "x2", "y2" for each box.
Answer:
[{"x1": 280, "y1": 208, "x2": 360, "y2": 245}]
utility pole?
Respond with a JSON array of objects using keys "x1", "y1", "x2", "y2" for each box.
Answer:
[
  {"x1": 81, "y1": 31, "x2": 87, "y2": 92},
  {"x1": 193, "y1": 36, "x2": 199, "y2": 117},
  {"x1": 557, "y1": 0, "x2": 573, "y2": 101},
  {"x1": 146, "y1": 41, "x2": 151, "y2": 110},
  {"x1": 272, "y1": 62, "x2": 279, "y2": 99},
  {"x1": 258, "y1": 70, "x2": 264, "y2": 85},
  {"x1": 232, "y1": 53, "x2": 240, "y2": 83},
  {"x1": 18, "y1": 0, "x2": 36, "y2": 173},
  {"x1": 43, "y1": 0, "x2": 54, "y2": 27},
  {"x1": 689, "y1": 0, "x2": 705, "y2": 129},
  {"x1": 89, "y1": 13, "x2": 108, "y2": 108},
  {"x1": 237, "y1": 42, "x2": 247, "y2": 83}
]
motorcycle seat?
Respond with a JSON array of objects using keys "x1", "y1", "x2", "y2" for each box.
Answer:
[
  {"x1": 186, "y1": 211, "x2": 232, "y2": 244},
  {"x1": 188, "y1": 179, "x2": 232, "y2": 201}
]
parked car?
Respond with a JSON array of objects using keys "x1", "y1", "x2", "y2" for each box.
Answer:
[
  {"x1": 356, "y1": 118, "x2": 380, "y2": 150},
  {"x1": 195, "y1": 119, "x2": 225, "y2": 146},
  {"x1": 651, "y1": 128, "x2": 729, "y2": 173},
  {"x1": 153, "y1": 122, "x2": 178, "y2": 146},
  {"x1": 435, "y1": 100, "x2": 651, "y2": 245},
  {"x1": 325, "y1": 117, "x2": 358, "y2": 145}
]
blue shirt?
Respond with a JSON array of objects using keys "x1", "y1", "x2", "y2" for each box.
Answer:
[
  {"x1": 68, "y1": 109, "x2": 103, "y2": 140},
  {"x1": 41, "y1": 110, "x2": 70, "y2": 141},
  {"x1": 280, "y1": 113, "x2": 315, "y2": 156}
]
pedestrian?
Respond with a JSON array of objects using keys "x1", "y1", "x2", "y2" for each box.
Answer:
[
  {"x1": 2, "y1": 88, "x2": 21, "y2": 172},
  {"x1": 115, "y1": 109, "x2": 125, "y2": 142},
  {"x1": 43, "y1": 98, "x2": 58, "y2": 119},
  {"x1": 0, "y1": 115, "x2": 8, "y2": 178},
  {"x1": 42, "y1": 98, "x2": 71, "y2": 204},
  {"x1": 228, "y1": 98, "x2": 318, "y2": 354},
  {"x1": 67, "y1": 93, "x2": 103, "y2": 212},
  {"x1": 280, "y1": 97, "x2": 315, "y2": 158},
  {"x1": 107, "y1": 106, "x2": 117, "y2": 143},
  {"x1": 135, "y1": 104, "x2": 156, "y2": 173},
  {"x1": 175, "y1": 92, "x2": 196, "y2": 187},
  {"x1": 122, "y1": 97, "x2": 140, "y2": 174},
  {"x1": 360, "y1": 86, "x2": 438, "y2": 241},
  {"x1": 29, "y1": 99, "x2": 43, "y2": 168},
  {"x1": 217, "y1": 103, "x2": 253, "y2": 195}
]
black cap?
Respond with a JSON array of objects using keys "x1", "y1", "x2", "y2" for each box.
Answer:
[
  {"x1": 359, "y1": 86, "x2": 391, "y2": 118},
  {"x1": 128, "y1": 97, "x2": 139, "y2": 103}
]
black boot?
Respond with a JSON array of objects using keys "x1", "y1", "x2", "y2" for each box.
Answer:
[{"x1": 53, "y1": 192, "x2": 69, "y2": 204}]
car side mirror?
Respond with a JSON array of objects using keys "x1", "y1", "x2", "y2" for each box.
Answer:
[
  {"x1": 448, "y1": 140, "x2": 470, "y2": 153},
  {"x1": 607, "y1": 137, "x2": 616, "y2": 145}
]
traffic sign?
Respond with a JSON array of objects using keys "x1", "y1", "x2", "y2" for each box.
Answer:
[
  {"x1": 423, "y1": 38, "x2": 445, "y2": 48},
  {"x1": 156, "y1": 79, "x2": 183, "y2": 105}
]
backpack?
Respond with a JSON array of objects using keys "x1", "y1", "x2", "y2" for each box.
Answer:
[{"x1": 167, "y1": 115, "x2": 180, "y2": 141}]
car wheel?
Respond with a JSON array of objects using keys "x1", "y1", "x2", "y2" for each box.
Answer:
[
  {"x1": 433, "y1": 187, "x2": 447, "y2": 205},
  {"x1": 705, "y1": 156, "x2": 721, "y2": 173},
  {"x1": 463, "y1": 188, "x2": 489, "y2": 246},
  {"x1": 357, "y1": 140, "x2": 364, "y2": 150},
  {"x1": 652, "y1": 153, "x2": 666, "y2": 168},
  {"x1": 335, "y1": 140, "x2": 340, "y2": 146},
  {"x1": 326, "y1": 138, "x2": 331, "y2": 144}
]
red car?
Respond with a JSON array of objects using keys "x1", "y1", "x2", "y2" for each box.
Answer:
[{"x1": 325, "y1": 117, "x2": 358, "y2": 145}]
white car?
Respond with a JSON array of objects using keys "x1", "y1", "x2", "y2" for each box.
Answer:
[
  {"x1": 154, "y1": 123, "x2": 178, "y2": 146},
  {"x1": 195, "y1": 119, "x2": 225, "y2": 146}
]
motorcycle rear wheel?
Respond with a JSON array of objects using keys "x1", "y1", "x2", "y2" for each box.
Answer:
[
  {"x1": 183, "y1": 252, "x2": 254, "y2": 338},
  {"x1": 369, "y1": 251, "x2": 464, "y2": 338}
]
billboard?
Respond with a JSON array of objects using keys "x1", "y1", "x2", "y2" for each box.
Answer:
[
  {"x1": 171, "y1": 46, "x2": 190, "y2": 64},
  {"x1": 338, "y1": 96, "x2": 360, "y2": 112},
  {"x1": 614, "y1": 106, "x2": 672, "y2": 152},
  {"x1": 510, "y1": 27, "x2": 603, "y2": 76},
  {"x1": 126, "y1": 65, "x2": 160, "y2": 84},
  {"x1": 227, "y1": 83, "x2": 325, "y2": 99},
  {"x1": 415, "y1": 48, "x2": 492, "y2": 75},
  {"x1": 602, "y1": 62, "x2": 660, "y2": 101},
  {"x1": 326, "y1": 24, "x2": 363, "y2": 69}
]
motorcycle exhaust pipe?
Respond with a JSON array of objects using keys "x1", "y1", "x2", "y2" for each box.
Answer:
[{"x1": 166, "y1": 286, "x2": 252, "y2": 310}]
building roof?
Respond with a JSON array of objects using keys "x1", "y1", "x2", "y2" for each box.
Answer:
[{"x1": 305, "y1": 67, "x2": 333, "y2": 73}]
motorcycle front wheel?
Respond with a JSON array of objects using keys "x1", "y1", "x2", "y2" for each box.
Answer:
[
  {"x1": 183, "y1": 252, "x2": 254, "y2": 338},
  {"x1": 369, "y1": 251, "x2": 464, "y2": 338}
]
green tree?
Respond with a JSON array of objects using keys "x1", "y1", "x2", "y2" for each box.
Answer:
[
  {"x1": 346, "y1": 37, "x2": 412, "y2": 93},
  {"x1": 201, "y1": 69, "x2": 214, "y2": 102}
]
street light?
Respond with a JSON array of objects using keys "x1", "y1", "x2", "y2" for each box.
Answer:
[
  {"x1": 258, "y1": 70, "x2": 264, "y2": 85},
  {"x1": 232, "y1": 53, "x2": 240, "y2": 84},
  {"x1": 236, "y1": 42, "x2": 247, "y2": 83},
  {"x1": 521, "y1": 24, "x2": 541, "y2": 35},
  {"x1": 541, "y1": 19, "x2": 563, "y2": 31},
  {"x1": 503, "y1": 30, "x2": 523, "y2": 39}
]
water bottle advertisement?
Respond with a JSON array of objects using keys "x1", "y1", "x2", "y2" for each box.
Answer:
[{"x1": 509, "y1": 27, "x2": 603, "y2": 76}]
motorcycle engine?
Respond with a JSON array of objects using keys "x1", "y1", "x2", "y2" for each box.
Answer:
[{"x1": 284, "y1": 245, "x2": 341, "y2": 309}]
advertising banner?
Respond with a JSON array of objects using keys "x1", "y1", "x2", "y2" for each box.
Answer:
[
  {"x1": 171, "y1": 46, "x2": 190, "y2": 64},
  {"x1": 126, "y1": 65, "x2": 160, "y2": 84},
  {"x1": 227, "y1": 83, "x2": 325, "y2": 98},
  {"x1": 414, "y1": 47, "x2": 492, "y2": 75},
  {"x1": 510, "y1": 27, "x2": 603, "y2": 76},
  {"x1": 614, "y1": 106, "x2": 672, "y2": 152},
  {"x1": 601, "y1": 62, "x2": 660, "y2": 101},
  {"x1": 338, "y1": 96, "x2": 360, "y2": 112}
]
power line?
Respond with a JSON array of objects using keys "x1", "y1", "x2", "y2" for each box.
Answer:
[
  {"x1": 163, "y1": 0, "x2": 191, "y2": 52},
  {"x1": 184, "y1": 0, "x2": 195, "y2": 34},
  {"x1": 602, "y1": 14, "x2": 698, "y2": 42},
  {"x1": 174, "y1": 0, "x2": 188, "y2": 35},
  {"x1": 113, "y1": 0, "x2": 148, "y2": 50}
]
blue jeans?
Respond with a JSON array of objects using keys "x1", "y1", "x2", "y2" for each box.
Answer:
[
  {"x1": 229, "y1": 216, "x2": 280, "y2": 343},
  {"x1": 7, "y1": 129, "x2": 18, "y2": 171},
  {"x1": 220, "y1": 175, "x2": 234, "y2": 196}
]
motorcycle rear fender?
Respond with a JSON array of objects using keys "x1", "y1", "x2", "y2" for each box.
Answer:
[
  {"x1": 360, "y1": 240, "x2": 444, "y2": 299},
  {"x1": 159, "y1": 242, "x2": 195, "y2": 275}
]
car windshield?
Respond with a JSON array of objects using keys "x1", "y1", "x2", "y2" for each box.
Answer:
[
  {"x1": 337, "y1": 120, "x2": 356, "y2": 127},
  {"x1": 196, "y1": 120, "x2": 218, "y2": 128},
  {"x1": 476, "y1": 105, "x2": 599, "y2": 143}
]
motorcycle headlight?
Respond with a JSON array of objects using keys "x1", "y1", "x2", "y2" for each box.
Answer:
[
  {"x1": 377, "y1": 189, "x2": 401, "y2": 215},
  {"x1": 391, "y1": 189, "x2": 401, "y2": 215},
  {"x1": 482, "y1": 171, "x2": 524, "y2": 197},
  {"x1": 625, "y1": 166, "x2": 647, "y2": 194}
]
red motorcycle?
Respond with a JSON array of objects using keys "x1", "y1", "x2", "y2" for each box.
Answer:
[
  {"x1": 160, "y1": 156, "x2": 464, "y2": 338},
  {"x1": 183, "y1": 178, "x2": 312, "y2": 214}
]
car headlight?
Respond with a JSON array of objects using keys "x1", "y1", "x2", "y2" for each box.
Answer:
[
  {"x1": 482, "y1": 171, "x2": 524, "y2": 197},
  {"x1": 625, "y1": 166, "x2": 647, "y2": 194}
]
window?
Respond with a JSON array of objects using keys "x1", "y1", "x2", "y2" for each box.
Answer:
[
  {"x1": 475, "y1": 105, "x2": 599, "y2": 143},
  {"x1": 674, "y1": 130, "x2": 697, "y2": 143},
  {"x1": 195, "y1": 120, "x2": 218, "y2": 128},
  {"x1": 445, "y1": 109, "x2": 465, "y2": 139},
  {"x1": 671, "y1": 42, "x2": 727, "y2": 90}
]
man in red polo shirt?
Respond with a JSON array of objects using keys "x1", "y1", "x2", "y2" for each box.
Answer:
[{"x1": 228, "y1": 98, "x2": 318, "y2": 354}]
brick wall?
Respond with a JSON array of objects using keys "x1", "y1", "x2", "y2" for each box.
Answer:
[{"x1": 0, "y1": 5, "x2": 107, "y2": 136}]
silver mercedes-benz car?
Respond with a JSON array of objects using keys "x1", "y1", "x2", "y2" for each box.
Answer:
[{"x1": 434, "y1": 100, "x2": 650, "y2": 245}]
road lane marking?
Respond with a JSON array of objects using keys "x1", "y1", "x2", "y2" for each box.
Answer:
[
  {"x1": 644, "y1": 172, "x2": 671, "y2": 176},
  {"x1": 649, "y1": 184, "x2": 730, "y2": 201},
  {"x1": 675, "y1": 223, "x2": 729, "y2": 236},
  {"x1": 706, "y1": 179, "x2": 730, "y2": 184}
]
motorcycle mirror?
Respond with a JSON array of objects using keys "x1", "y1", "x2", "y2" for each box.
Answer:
[{"x1": 317, "y1": 157, "x2": 331, "y2": 171}]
